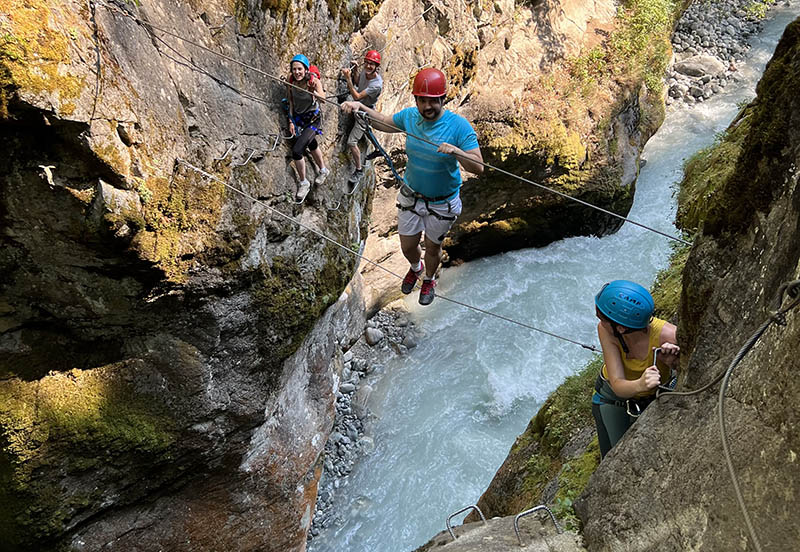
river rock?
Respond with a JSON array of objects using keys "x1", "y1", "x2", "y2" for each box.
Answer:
[
  {"x1": 674, "y1": 54, "x2": 727, "y2": 77},
  {"x1": 352, "y1": 384, "x2": 373, "y2": 420},
  {"x1": 365, "y1": 327, "x2": 384, "y2": 345}
]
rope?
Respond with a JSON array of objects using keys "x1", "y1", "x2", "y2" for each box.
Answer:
[
  {"x1": 92, "y1": 0, "x2": 690, "y2": 246},
  {"x1": 175, "y1": 158, "x2": 600, "y2": 352}
]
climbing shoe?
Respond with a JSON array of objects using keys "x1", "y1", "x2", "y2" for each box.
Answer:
[
  {"x1": 296, "y1": 180, "x2": 311, "y2": 202},
  {"x1": 418, "y1": 278, "x2": 436, "y2": 306},
  {"x1": 348, "y1": 168, "x2": 363, "y2": 184},
  {"x1": 401, "y1": 262, "x2": 424, "y2": 295},
  {"x1": 315, "y1": 167, "x2": 330, "y2": 185}
]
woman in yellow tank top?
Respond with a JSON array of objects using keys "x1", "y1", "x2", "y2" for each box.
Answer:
[{"x1": 592, "y1": 280, "x2": 680, "y2": 458}]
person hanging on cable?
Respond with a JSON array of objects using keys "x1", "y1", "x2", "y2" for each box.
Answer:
[
  {"x1": 592, "y1": 280, "x2": 680, "y2": 458},
  {"x1": 340, "y1": 68, "x2": 483, "y2": 305},
  {"x1": 340, "y1": 50, "x2": 384, "y2": 188},
  {"x1": 287, "y1": 54, "x2": 330, "y2": 202}
]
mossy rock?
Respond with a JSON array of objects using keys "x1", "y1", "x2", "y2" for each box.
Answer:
[
  {"x1": 0, "y1": 365, "x2": 177, "y2": 549},
  {"x1": 473, "y1": 357, "x2": 601, "y2": 520},
  {"x1": 0, "y1": 0, "x2": 86, "y2": 118}
]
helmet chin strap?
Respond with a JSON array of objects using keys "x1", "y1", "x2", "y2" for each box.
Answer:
[{"x1": 612, "y1": 325, "x2": 630, "y2": 354}]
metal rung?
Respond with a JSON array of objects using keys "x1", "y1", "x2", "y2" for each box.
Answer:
[
  {"x1": 326, "y1": 199, "x2": 342, "y2": 211},
  {"x1": 232, "y1": 148, "x2": 255, "y2": 166},
  {"x1": 209, "y1": 16, "x2": 233, "y2": 33},
  {"x1": 446, "y1": 505, "x2": 486, "y2": 541},
  {"x1": 344, "y1": 178, "x2": 362, "y2": 196},
  {"x1": 213, "y1": 143, "x2": 234, "y2": 161},
  {"x1": 265, "y1": 134, "x2": 280, "y2": 152},
  {"x1": 513, "y1": 505, "x2": 562, "y2": 546}
]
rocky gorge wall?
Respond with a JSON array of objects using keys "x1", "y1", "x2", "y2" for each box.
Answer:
[
  {"x1": 355, "y1": 0, "x2": 687, "y2": 309},
  {"x1": 1, "y1": 0, "x2": 364, "y2": 550}
]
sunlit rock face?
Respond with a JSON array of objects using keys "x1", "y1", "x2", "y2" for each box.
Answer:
[{"x1": 1, "y1": 0, "x2": 364, "y2": 550}]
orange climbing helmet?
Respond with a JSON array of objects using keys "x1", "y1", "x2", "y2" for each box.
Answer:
[
  {"x1": 365, "y1": 50, "x2": 381, "y2": 65},
  {"x1": 412, "y1": 68, "x2": 446, "y2": 97}
]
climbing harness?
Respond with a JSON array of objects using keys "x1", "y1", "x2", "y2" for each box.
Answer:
[
  {"x1": 593, "y1": 375, "x2": 655, "y2": 418},
  {"x1": 396, "y1": 185, "x2": 458, "y2": 222},
  {"x1": 91, "y1": 0, "x2": 690, "y2": 247}
]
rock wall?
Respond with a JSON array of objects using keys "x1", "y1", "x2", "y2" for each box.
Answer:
[
  {"x1": 0, "y1": 0, "x2": 366, "y2": 550},
  {"x1": 575, "y1": 17, "x2": 800, "y2": 551}
]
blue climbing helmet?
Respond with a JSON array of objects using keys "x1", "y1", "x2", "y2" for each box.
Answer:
[
  {"x1": 291, "y1": 54, "x2": 309, "y2": 70},
  {"x1": 595, "y1": 280, "x2": 654, "y2": 329}
]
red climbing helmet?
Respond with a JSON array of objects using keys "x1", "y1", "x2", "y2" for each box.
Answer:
[
  {"x1": 412, "y1": 68, "x2": 446, "y2": 97},
  {"x1": 308, "y1": 65, "x2": 321, "y2": 81},
  {"x1": 365, "y1": 50, "x2": 381, "y2": 65}
]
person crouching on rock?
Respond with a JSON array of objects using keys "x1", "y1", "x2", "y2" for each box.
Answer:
[
  {"x1": 287, "y1": 54, "x2": 330, "y2": 202},
  {"x1": 340, "y1": 68, "x2": 484, "y2": 305},
  {"x1": 592, "y1": 280, "x2": 680, "y2": 458}
]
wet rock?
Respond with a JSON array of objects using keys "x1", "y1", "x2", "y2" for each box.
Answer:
[{"x1": 365, "y1": 327, "x2": 384, "y2": 345}]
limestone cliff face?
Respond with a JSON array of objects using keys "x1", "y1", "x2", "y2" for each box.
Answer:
[
  {"x1": 468, "y1": 16, "x2": 800, "y2": 552},
  {"x1": 0, "y1": 1, "x2": 365, "y2": 550}
]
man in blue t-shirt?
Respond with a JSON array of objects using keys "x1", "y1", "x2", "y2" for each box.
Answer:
[{"x1": 341, "y1": 68, "x2": 483, "y2": 305}]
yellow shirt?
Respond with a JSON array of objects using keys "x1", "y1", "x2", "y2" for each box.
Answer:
[{"x1": 601, "y1": 317, "x2": 671, "y2": 398}]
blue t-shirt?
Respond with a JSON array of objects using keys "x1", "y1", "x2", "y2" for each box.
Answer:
[{"x1": 392, "y1": 107, "x2": 479, "y2": 200}]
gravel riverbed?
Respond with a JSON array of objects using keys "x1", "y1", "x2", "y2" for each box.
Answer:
[{"x1": 666, "y1": 0, "x2": 794, "y2": 106}]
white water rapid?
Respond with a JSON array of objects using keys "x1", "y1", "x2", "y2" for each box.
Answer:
[{"x1": 310, "y1": 5, "x2": 799, "y2": 551}]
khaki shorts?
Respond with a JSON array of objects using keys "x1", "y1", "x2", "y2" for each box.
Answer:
[
  {"x1": 396, "y1": 190, "x2": 462, "y2": 244},
  {"x1": 347, "y1": 117, "x2": 367, "y2": 147}
]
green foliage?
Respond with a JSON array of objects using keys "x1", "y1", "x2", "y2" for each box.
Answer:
[
  {"x1": 135, "y1": 179, "x2": 153, "y2": 204},
  {"x1": 745, "y1": 0, "x2": 776, "y2": 19},
  {"x1": 651, "y1": 242, "x2": 691, "y2": 320},
  {"x1": 676, "y1": 106, "x2": 752, "y2": 232},
  {"x1": 569, "y1": 0, "x2": 678, "y2": 93}
]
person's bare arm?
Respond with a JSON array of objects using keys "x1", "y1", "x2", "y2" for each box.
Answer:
[
  {"x1": 657, "y1": 322, "x2": 680, "y2": 368},
  {"x1": 340, "y1": 101, "x2": 399, "y2": 133},
  {"x1": 311, "y1": 77, "x2": 325, "y2": 102},
  {"x1": 342, "y1": 68, "x2": 369, "y2": 101},
  {"x1": 437, "y1": 144, "x2": 484, "y2": 175}
]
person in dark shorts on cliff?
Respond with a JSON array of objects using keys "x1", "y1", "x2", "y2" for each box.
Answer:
[
  {"x1": 341, "y1": 49, "x2": 384, "y2": 187},
  {"x1": 340, "y1": 68, "x2": 483, "y2": 305},
  {"x1": 592, "y1": 280, "x2": 680, "y2": 458},
  {"x1": 286, "y1": 54, "x2": 330, "y2": 201}
]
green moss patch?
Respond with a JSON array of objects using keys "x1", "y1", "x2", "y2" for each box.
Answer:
[
  {"x1": 0, "y1": 0, "x2": 86, "y2": 118},
  {"x1": 651, "y1": 242, "x2": 691, "y2": 321},
  {"x1": 0, "y1": 366, "x2": 176, "y2": 548},
  {"x1": 252, "y1": 249, "x2": 353, "y2": 373}
]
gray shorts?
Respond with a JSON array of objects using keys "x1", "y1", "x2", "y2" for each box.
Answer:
[
  {"x1": 396, "y1": 190, "x2": 462, "y2": 244},
  {"x1": 347, "y1": 116, "x2": 368, "y2": 147}
]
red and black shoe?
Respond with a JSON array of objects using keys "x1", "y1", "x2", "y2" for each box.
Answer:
[
  {"x1": 401, "y1": 262, "x2": 424, "y2": 295},
  {"x1": 418, "y1": 278, "x2": 436, "y2": 306}
]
